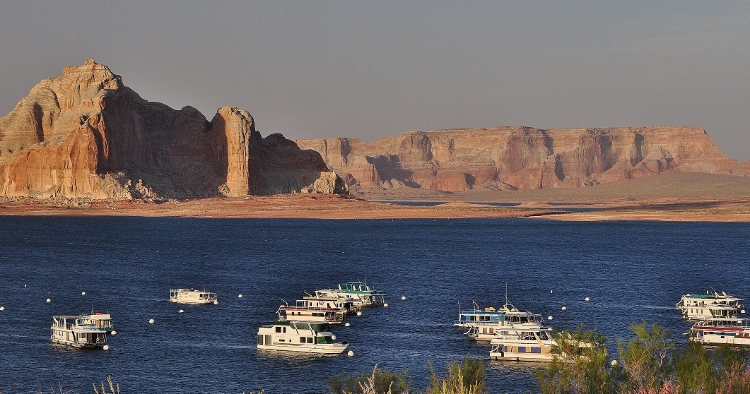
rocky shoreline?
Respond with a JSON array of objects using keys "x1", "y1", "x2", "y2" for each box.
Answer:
[{"x1": 1, "y1": 194, "x2": 748, "y2": 222}]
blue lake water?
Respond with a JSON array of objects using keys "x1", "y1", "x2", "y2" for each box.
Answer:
[{"x1": 0, "y1": 217, "x2": 748, "y2": 393}]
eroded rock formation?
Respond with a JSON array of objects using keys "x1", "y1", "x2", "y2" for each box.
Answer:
[
  {"x1": 0, "y1": 59, "x2": 345, "y2": 199},
  {"x1": 297, "y1": 127, "x2": 742, "y2": 193}
]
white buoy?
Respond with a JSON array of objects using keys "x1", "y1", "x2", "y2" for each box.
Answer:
[
  {"x1": 561, "y1": 306, "x2": 567, "y2": 311},
  {"x1": 24, "y1": 284, "x2": 27, "y2": 288},
  {"x1": 0, "y1": 306, "x2": 4, "y2": 311},
  {"x1": 81, "y1": 291, "x2": 86, "y2": 296},
  {"x1": 356, "y1": 311, "x2": 362, "y2": 316},
  {"x1": 611, "y1": 359, "x2": 618, "y2": 366},
  {"x1": 149, "y1": 318, "x2": 154, "y2": 324},
  {"x1": 238, "y1": 294, "x2": 243, "y2": 298},
  {"x1": 179, "y1": 309, "x2": 184, "y2": 313},
  {"x1": 331, "y1": 335, "x2": 337, "y2": 340},
  {"x1": 111, "y1": 330, "x2": 117, "y2": 335},
  {"x1": 547, "y1": 315, "x2": 553, "y2": 321},
  {"x1": 46, "y1": 298, "x2": 51, "y2": 303},
  {"x1": 584, "y1": 297, "x2": 590, "y2": 302},
  {"x1": 550, "y1": 290, "x2": 553, "y2": 294},
  {"x1": 213, "y1": 300, "x2": 218, "y2": 305},
  {"x1": 742, "y1": 310, "x2": 746, "y2": 314},
  {"x1": 383, "y1": 303, "x2": 389, "y2": 307},
  {"x1": 347, "y1": 350, "x2": 354, "y2": 357},
  {"x1": 103, "y1": 345, "x2": 109, "y2": 350},
  {"x1": 401, "y1": 296, "x2": 406, "y2": 300},
  {"x1": 345, "y1": 322, "x2": 350, "y2": 327}
]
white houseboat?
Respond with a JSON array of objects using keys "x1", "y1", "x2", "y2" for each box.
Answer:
[
  {"x1": 489, "y1": 326, "x2": 593, "y2": 362},
  {"x1": 79, "y1": 312, "x2": 115, "y2": 333},
  {"x1": 455, "y1": 298, "x2": 545, "y2": 341},
  {"x1": 256, "y1": 321, "x2": 348, "y2": 354},
  {"x1": 676, "y1": 291, "x2": 743, "y2": 320},
  {"x1": 277, "y1": 300, "x2": 343, "y2": 324},
  {"x1": 169, "y1": 288, "x2": 218, "y2": 305},
  {"x1": 316, "y1": 281, "x2": 386, "y2": 308},
  {"x1": 51, "y1": 315, "x2": 108, "y2": 349},
  {"x1": 302, "y1": 291, "x2": 360, "y2": 315},
  {"x1": 454, "y1": 302, "x2": 507, "y2": 328},
  {"x1": 688, "y1": 318, "x2": 750, "y2": 347},
  {"x1": 489, "y1": 326, "x2": 556, "y2": 362},
  {"x1": 466, "y1": 309, "x2": 546, "y2": 341}
]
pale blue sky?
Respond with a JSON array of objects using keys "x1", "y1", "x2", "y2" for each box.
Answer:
[{"x1": 1, "y1": 1, "x2": 748, "y2": 160}]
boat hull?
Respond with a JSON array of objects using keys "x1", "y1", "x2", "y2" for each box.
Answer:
[
  {"x1": 489, "y1": 351, "x2": 552, "y2": 362},
  {"x1": 256, "y1": 343, "x2": 347, "y2": 354}
]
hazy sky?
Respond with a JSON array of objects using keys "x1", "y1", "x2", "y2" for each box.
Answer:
[{"x1": 1, "y1": 1, "x2": 748, "y2": 160}]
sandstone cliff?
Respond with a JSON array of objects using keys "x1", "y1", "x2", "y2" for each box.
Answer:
[
  {"x1": 0, "y1": 60, "x2": 345, "y2": 199},
  {"x1": 296, "y1": 127, "x2": 742, "y2": 194}
]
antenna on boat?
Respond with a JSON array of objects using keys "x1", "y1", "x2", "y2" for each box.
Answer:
[{"x1": 503, "y1": 282, "x2": 517, "y2": 311}]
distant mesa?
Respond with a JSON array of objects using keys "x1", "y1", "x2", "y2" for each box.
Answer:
[
  {"x1": 297, "y1": 126, "x2": 750, "y2": 195},
  {"x1": 0, "y1": 59, "x2": 346, "y2": 200}
]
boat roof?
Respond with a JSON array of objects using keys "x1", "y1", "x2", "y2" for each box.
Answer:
[
  {"x1": 338, "y1": 281, "x2": 386, "y2": 293},
  {"x1": 266, "y1": 320, "x2": 333, "y2": 331},
  {"x1": 171, "y1": 288, "x2": 216, "y2": 294},
  {"x1": 681, "y1": 292, "x2": 742, "y2": 300}
]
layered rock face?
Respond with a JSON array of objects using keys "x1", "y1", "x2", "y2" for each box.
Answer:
[
  {"x1": 0, "y1": 59, "x2": 344, "y2": 199},
  {"x1": 297, "y1": 127, "x2": 739, "y2": 193}
]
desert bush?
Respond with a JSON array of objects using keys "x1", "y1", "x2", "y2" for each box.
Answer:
[
  {"x1": 537, "y1": 325, "x2": 614, "y2": 394},
  {"x1": 426, "y1": 357, "x2": 485, "y2": 394},
  {"x1": 538, "y1": 322, "x2": 750, "y2": 394},
  {"x1": 92, "y1": 375, "x2": 119, "y2": 394},
  {"x1": 328, "y1": 365, "x2": 412, "y2": 394}
]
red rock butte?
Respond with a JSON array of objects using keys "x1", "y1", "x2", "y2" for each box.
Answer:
[{"x1": 0, "y1": 59, "x2": 345, "y2": 200}]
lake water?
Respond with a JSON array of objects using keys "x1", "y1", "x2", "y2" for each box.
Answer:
[{"x1": 0, "y1": 217, "x2": 748, "y2": 393}]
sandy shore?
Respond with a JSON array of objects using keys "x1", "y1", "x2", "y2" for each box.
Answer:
[{"x1": 1, "y1": 194, "x2": 749, "y2": 222}]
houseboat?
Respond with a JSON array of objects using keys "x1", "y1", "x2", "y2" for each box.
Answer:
[
  {"x1": 277, "y1": 300, "x2": 343, "y2": 324},
  {"x1": 169, "y1": 288, "x2": 218, "y2": 305},
  {"x1": 301, "y1": 292, "x2": 359, "y2": 316},
  {"x1": 454, "y1": 302, "x2": 507, "y2": 328},
  {"x1": 317, "y1": 281, "x2": 386, "y2": 307},
  {"x1": 676, "y1": 291, "x2": 743, "y2": 320},
  {"x1": 79, "y1": 312, "x2": 114, "y2": 333},
  {"x1": 688, "y1": 318, "x2": 750, "y2": 347},
  {"x1": 489, "y1": 326, "x2": 593, "y2": 362},
  {"x1": 465, "y1": 309, "x2": 546, "y2": 341},
  {"x1": 50, "y1": 315, "x2": 108, "y2": 349},
  {"x1": 455, "y1": 299, "x2": 545, "y2": 341},
  {"x1": 256, "y1": 321, "x2": 348, "y2": 354},
  {"x1": 489, "y1": 326, "x2": 556, "y2": 362}
]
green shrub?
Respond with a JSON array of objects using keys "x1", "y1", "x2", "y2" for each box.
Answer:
[
  {"x1": 537, "y1": 322, "x2": 750, "y2": 394},
  {"x1": 426, "y1": 357, "x2": 486, "y2": 394}
]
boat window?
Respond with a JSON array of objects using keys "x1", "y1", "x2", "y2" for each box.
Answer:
[{"x1": 276, "y1": 327, "x2": 282, "y2": 333}]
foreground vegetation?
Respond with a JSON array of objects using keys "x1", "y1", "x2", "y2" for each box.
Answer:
[{"x1": 329, "y1": 323, "x2": 750, "y2": 394}]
